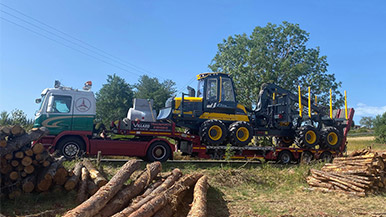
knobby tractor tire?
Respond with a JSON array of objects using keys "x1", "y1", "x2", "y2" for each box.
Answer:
[
  {"x1": 295, "y1": 125, "x2": 319, "y2": 149},
  {"x1": 199, "y1": 120, "x2": 227, "y2": 146},
  {"x1": 320, "y1": 127, "x2": 342, "y2": 150},
  {"x1": 228, "y1": 121, "x2": 253, "y2": 147},
  {"x1": 274, "y1": 136, "x2": 295, "y2": 147}
]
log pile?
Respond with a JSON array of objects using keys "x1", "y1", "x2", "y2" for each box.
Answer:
[
  {"x1": 64, "y1": 160, "x2": 209, "y2": 217},
  {"x1": 307, "y1": 149, "x2": 386, "y2": 197},
  {"x1": 0, "y1": 125, "x2": 108, "y2": 199}
]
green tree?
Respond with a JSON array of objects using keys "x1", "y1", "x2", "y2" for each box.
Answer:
[
  {"x1": 0, "y1": 111, "x2": 11, "y2": 125},
  {"x1": 96, "y1": 74, "x2": 134, "y2": 126},
  {"x1": 373, "y1": 112, "x2": 386, "y2": 143},
  {"x1": 134, "y1": 75, "x2": 176, "y2": 112},
  {"x1": 11, "y1": 109, "x2": 27, "y2": 126},
  {"x1": 359, "y1": 116, "x2": 374, "y2": 129},
  {"x1": 209, "y1": 21, "x2": 343, "y2": 109}
]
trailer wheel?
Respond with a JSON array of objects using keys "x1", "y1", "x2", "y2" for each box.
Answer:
[
  {"x1": 199, "y1": 120, "x2": 227, "y2": 146},
  {"x1": 300, "y1": 151, "x2": 313, "y2": 164},
  {"x1": 57, "y1": 136, "x2": 85, "y2": 159},
  {"x1": 278, "y1": 150, "x2": 293, "y2": 164},
  {"x1": 320, "y1": 151, "x2": 333, "y2": 162},
  {"x1": 321, "y1": 127, "x2": 342, "y2": 150},
  {"x1": 229, "y1": 121, "x2": 253, "y2": 147},
  {"x1": 146, "y1": 141, "x2": 171, "y2": 162},
  {"x1": 296, "y1": 125, "x2": 319, "y2": 149}
]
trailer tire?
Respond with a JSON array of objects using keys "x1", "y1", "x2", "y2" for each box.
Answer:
[
  {"x1": 320, "y1": 151, "x2": 333, "y2": 162},
  {"x1": 296, "y1": 125, "x2": 319, "y2": 149},
  {"x1": 146, "y1": 141, "x2": 172, "y2": 162},
  {"x1": 228, "y1": 121, "x2": 253, "y2": 147},
  {"x1": 300, "y1": 151, "x2": 313, "y2": 164},
  {"x1": 321, "y1": 127, "x2": 342, "y2": 150},
  {"x1": 199, "y1": 120, "x2": 227, "y2": 146},
  {"x1": 278, "y1": 150, "x2": 293, "y2": 164},
  {"x1": 57, "y1": 136, "x2": 85, "y2": 159}
]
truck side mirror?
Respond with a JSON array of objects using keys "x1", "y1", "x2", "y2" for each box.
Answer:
[{"x1": 35, "y1": 98, "x2": 41, "y2": 104}]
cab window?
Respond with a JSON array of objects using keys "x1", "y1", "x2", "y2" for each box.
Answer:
[
  {"x1": 47, "y1": 95, "x2": 72, "y2": 113},
  {"x1": 221, "y1": 78, "x2": 235, "y2": 102},
  {"x1": 197, "y1": 80, "x2": 204, "y2": 98},
  {"x1": 206, "y1": 78, "x2": 218, "y2": 101}
]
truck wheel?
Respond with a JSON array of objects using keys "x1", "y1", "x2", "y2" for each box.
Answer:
[
  {"x1": 320, "y1": 151, "x2": 333, "y2": 162},
  {"x1": 278, "y1": 150, "x2": 293, "y2": 164},
  {"x1": 199, "y1": 120, "x2": 227, "y2": 146},
  {"x1": 321, "y1": 127, "x2": 342, "y2": 150},
  {"x1": 296, "y1": 126, "x2": 319, "y2": 149},
  {"x1": 300, "y1": 151, "x2": 313, "y2": 164},
  {"x1": 229, "y1": 121, "x2": 253, "y2": 147},
  {"x1": 57, "y1": 136, "x2": 85, "y2": 159},
  {"x1": 146, "y1": 141, "x2": 171, "y2": 162}
]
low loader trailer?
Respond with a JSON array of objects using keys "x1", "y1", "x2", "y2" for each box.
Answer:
[{"x1": 33, "y1": 77, "x2": 354, "y2": 163}]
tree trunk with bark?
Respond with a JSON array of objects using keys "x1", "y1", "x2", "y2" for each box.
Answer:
[
  {"x1": 77, "y1": 167, "x2": 89, "y2": 203},
  {"x1": 64, "y1": 162, "x2": 83, "y2": 191},
  {"x1": 187, "y1": 175, "x2": 209, "y2": 217},
  {"x1": 63, "y1": 159, "x2": 141, "y2": 217},
  {"x1": 83, "y1": 159, "x2": 108, "y2": 188}
]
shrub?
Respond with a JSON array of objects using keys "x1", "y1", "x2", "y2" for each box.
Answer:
[{"x1": 373, "y1": 112, "x2": 386, "y2": 143}]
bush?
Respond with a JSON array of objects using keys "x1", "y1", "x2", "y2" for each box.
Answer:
[{"x1": 374, "y1": 112, "x2": 386, "y2": 143}]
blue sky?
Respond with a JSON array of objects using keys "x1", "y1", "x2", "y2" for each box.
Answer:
[{"x1": 0, "y1": 0, "x2": 385, "y2": 124}]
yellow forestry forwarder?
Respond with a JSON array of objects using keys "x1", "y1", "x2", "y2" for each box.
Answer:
[{"x1": 157, "y1": 72, "x2": 349, "y2": 151}]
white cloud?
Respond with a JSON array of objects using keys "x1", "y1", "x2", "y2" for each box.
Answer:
[{"x1": 354, "y1": 103, "x2": 386, "y2": 117}]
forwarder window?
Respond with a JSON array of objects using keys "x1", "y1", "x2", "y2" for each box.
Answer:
[
  {"x1": 47, "y1": 95, "x2": 72, "y2": 113},
  {"x1": 206, "y1": 78, "x2": 218, "y2": 101}
]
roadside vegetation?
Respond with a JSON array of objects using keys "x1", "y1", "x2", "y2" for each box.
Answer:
[{"x1": 1, "y1": 136, "x2": 385, "y2": 216}]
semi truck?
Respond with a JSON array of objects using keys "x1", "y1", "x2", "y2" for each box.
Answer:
[{"x1": 33, "y1": 73, "x2": 354, "y2": 163}]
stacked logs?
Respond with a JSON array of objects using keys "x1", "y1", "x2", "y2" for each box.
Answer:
[
  {"x1": 307, "y1": 149, "x2": 386, "y2": 197},
  {"x1": 64, "y1": 160, "x2": 209, "y2": 217},
  {"x1": 0, "y1": 125, "x2": 108, "y2": 199}
]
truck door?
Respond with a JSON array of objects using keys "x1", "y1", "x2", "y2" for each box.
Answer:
[
  {"x1": 44, "y1": 94, "x2": 73, "y2": 135},
  {"x1": 72, "y1": 94, "x2": 95, "y2": 132}
]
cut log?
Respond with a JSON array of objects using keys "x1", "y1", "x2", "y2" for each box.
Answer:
[
  {"x1": 0, "y1": 139, "x2": 6, "y2": 148},
  {"x1": 0, "y1": 127, "x2": 48, "y2": 156},
  {"x1": 11, "y1": 160, "x2": 19, "y2": 167},
  {"x1": 24, "y1": 165, "x2": 35, "y2": 174},
  {"x1": 42, "y1": 161, "x2": 51, "y2": 167},
  {"x1": 52, "y1": 184, "x2": 65, "y2": 194},
  {"x1": 63, "y1": 159, "x2": 141, "y2": 217},
  {"x1": 311, "y1": 169, "x2": 366, "y2": 192},
  {"x1": 54, "y1": 166, "x2": 69, "y2": 185},
  {"x1": 0, "y1": 163, "x2": 12, "y2": 174},
  {"x1": 87, "y1": 180, "x2": 98, "y2": 196},
  {"x1": 24, "y1": 148, "x2": 34, "y2": 157},
  {"x1": 15, "y1": 151, "x2": 24, "y2": 159},
  {"x1": 5, "y1": 153, "x2": 13, "y2": 160},
  {"x1": 133, "y1": 179, "x2": 163, "y2": 203},
  {"x1": 64, "y1": 162, "x2": 83, "y2": 191},
  {"x1": 110, "y1": 168, "x2": 182, "y2": 217},
  {"x1": 21, "y1": 156, "x2": 33, "y2": 166},
  {"x1": 83, "y1": 159, "x2": 108, "y2": 188},
  {"x1": 121, "y1": 174, "x2": 203, "y2": 217},
  {"x1": 187, "y1": 175, "x2": 209, "y2": 217},
  {"x1": 8, "y1": 188, "x2": 22, "y2": 199},
  {"x1": 32, "y1": 143, "x2": 45, "y2": 155},
  {"x1": 9, "y1": 171, "x2": 19, "y2": 180},
  {"x1": 37, "y1": 156, "x2": 65, "y2": 191},
  {"x1": 98, "y1": 162, "x2": 162, "y2": 217},
  {"x1": 11, "y1": 124, "x2": 25, "y2": 136},
  {"x1": 22, "y1": 175, "x2": 36, "y2": 193},
  {"x1": 76, "y1": 167, "x2": 89, "y2": 203},
  {"x1": 0, "y1": 126, "x2": 12, "y2": 135},
  {"x1": 21, "y1": 171, "x2": 27, "y2": 177}
]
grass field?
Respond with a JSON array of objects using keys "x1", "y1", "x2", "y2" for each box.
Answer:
[{"x1": 1, "y1": 136, "x2": 385, "y2": 216}]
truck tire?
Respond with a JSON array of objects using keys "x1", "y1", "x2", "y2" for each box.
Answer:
[
  {"x1": 296, "y1": 125, "x2": 319, "y2": 149},
  {"x1": 319, "y1": 151, "x2": 333, "y2": 162},
  {"x1": 57, "y1": 136, "x2": 85, "y2": 159},
  {"x1": 228, "y1": 121, "x2": 253, "y2": 147},
  {"x1": 278, "y1": 150, "x2": 293, "y2": 164},
  {"x1": 320, "y1": 127, "x2": 342, "y2": 150},
  {"x1": 199, "y1": 120, "x2": 227, "y2": 146},
  {"x1": 146, "y1": 141, "x2": 172, "y2": 162}
]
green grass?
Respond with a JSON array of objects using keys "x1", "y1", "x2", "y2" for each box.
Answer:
[{"x1": 1, "y1": 136, "x2": 385, "y2": 216}]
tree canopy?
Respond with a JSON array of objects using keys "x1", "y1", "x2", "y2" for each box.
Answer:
[
  {"x1": 134, "y1": 75, "x2": 176, "y2": 112},
  {"x1": 374, "y1": 112, "x2": 386, "y2": 143},
  {"x1": 96, "y1": 74, "x2": 134, "y2": 126},
  {"x1": 359, "y1": 116, "x2": 374, "y2": 129},
  {"x1": 209, "y1": 21, "x2": 343, "y2": 109}
]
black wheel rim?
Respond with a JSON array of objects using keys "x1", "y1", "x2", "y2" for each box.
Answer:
[
  {"x1": 63, "y1": 142, "x2": 79, "y2": 158},
  {"x1": 152, "y1": 145, "x2": 167, "y2": 160}
]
